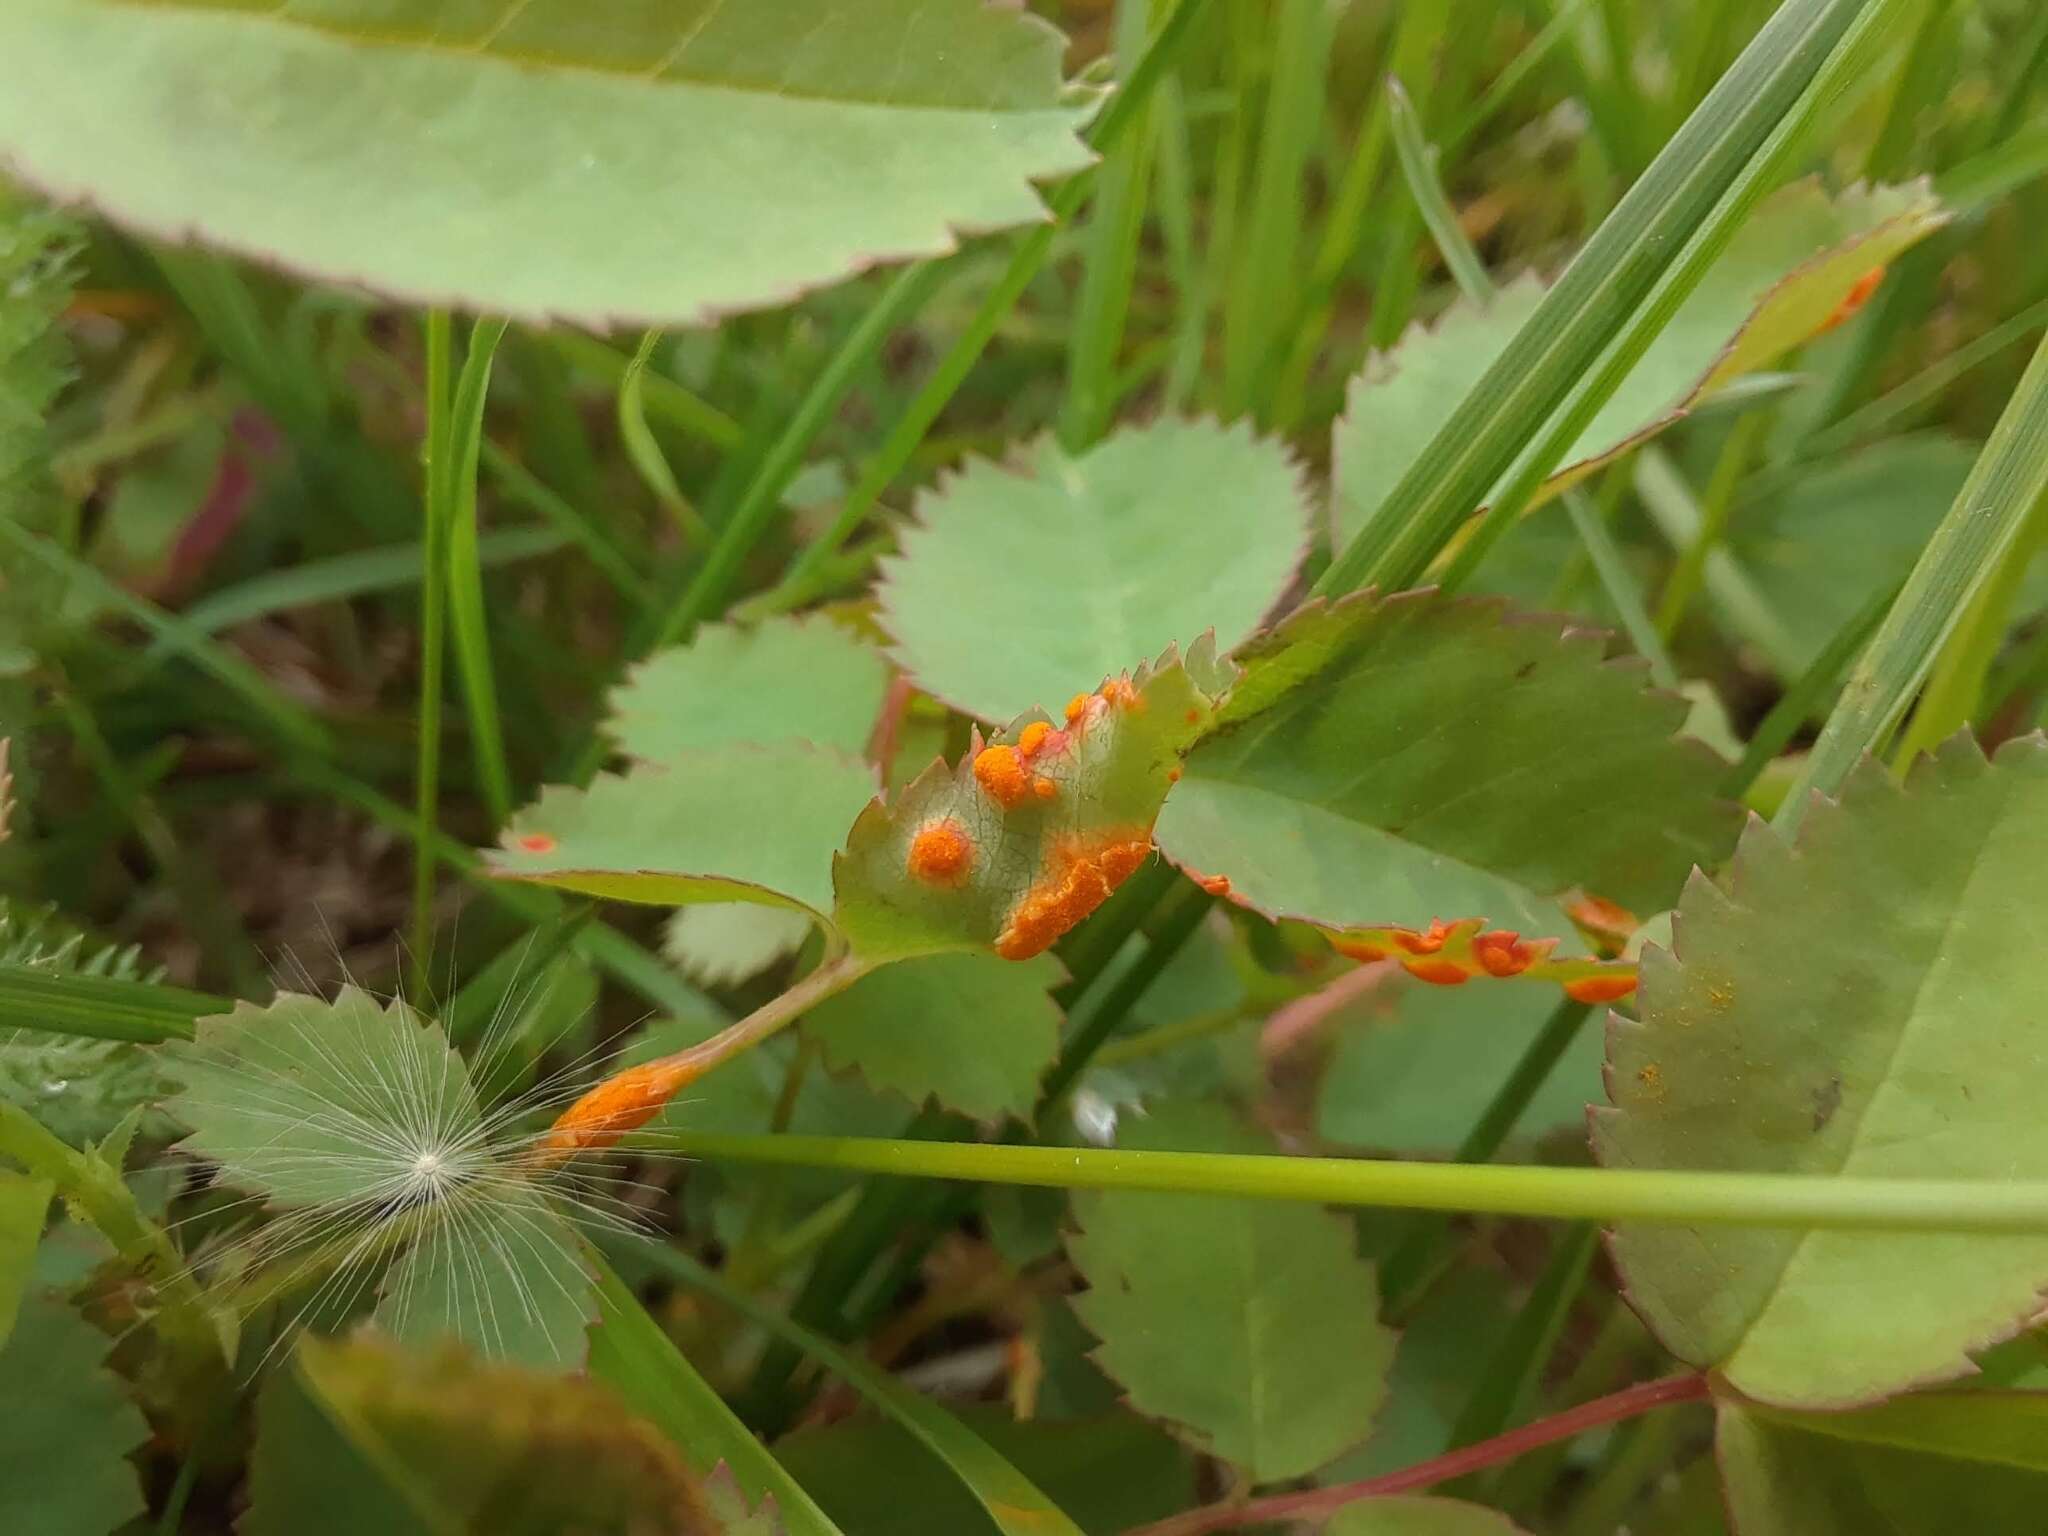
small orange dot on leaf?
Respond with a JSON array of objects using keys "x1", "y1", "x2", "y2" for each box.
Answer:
[{"x1": 516, "y1": 832, "x2": 557, "y2": 854}]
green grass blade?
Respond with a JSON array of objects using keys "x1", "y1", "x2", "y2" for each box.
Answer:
[
  {"x1": 626, "y1": 1241, "x2": 1089, "y2": 1536},
  {"x1": 546, "y1": 330, "x2": 742, "y2": 451},
  {"x1": 410, "y1": 308, "x2": 456, "y2": 988},
  {"x1": 0, "y1": 965, "x2": 223, "y2": 1043},
  {"x1": 616, "y1": 328, "x2": 709, "y2": 544},
  {"x1": 1060, "y1": 0, "x2": 1157, "y2": 450},
  {"x1": 1780, "y1": 324, "x2": 2048, "y2": 830},
  {"x1": 1316, "y1": 0, "x2": 1875, "y2": 600},
  {"x1": 477, "y1": 441, "x2": 656, "y2": 608},
  {"x1": 0, "y1": 517, "x2": 329, "y2": 753},
  {"x1": 1723, "y1": 581, "x2": 1896, "y2": 799},
  {"x1": 154, "y1": 527, "x2": 567, "y2": 651},
  {"x1": 584, "y1": 1256, "x2": 845, "y2": 1536},
  {"x1": 441, "y1": 316, "x2": 515, "y2": 827},
  {"x1": 1388, "y1": 77, "x2": 1678, "y2": 685}
]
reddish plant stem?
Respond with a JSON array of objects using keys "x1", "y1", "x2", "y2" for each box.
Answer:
[{"x1": 1121, "y1": 1371, "x2": 1711, "y2": 1536}]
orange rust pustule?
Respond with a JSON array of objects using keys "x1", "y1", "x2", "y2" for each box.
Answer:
[
  {"x1": 995, "y1": 834, "x2": 1151, "y2": 960},
  {"x1": 541, "y1": 1059, "x2": 691, "y2": 1154},
  {"x1": 907, "y1": 819, "x2": 974, "y2": 886},
  {"x1": 1472, "y1": 930, "x2": 1536, "y2": 977},
  {"x1": 1018, "y1": 721, "x2": 1055, "y2": 757},
  {"x1": 1064, "y1": 694, "x2": 1092, "y2": 726},
  {"x1": 1196, "y1": 873, "x2": 1232, "y2": 897},
  {"x1": 516, "y1": 832, "x2": 558, "y2": 854},
  {"x1": 1099, "y1": 677, "x2": 1142, "y2": 712},
  {"x1": 1392, "y1": 920, "x2": 1454, "y2": 957},
  {"x1": 1564, "y1": 972, "x2": 1638, "y2": 1005},
  {"x1": 1818, "y1": 265, "x2": 1886, "y2": 333},
  {"x1": 973, "y1": 744, "x2": 1034, "y2": 809},
  {"x1": 1033, "y1": 776, "x2": 1058, "y2": 800},
  {"x1": 1402, "y1": 958, "x2": 1470, "y2": 986}
]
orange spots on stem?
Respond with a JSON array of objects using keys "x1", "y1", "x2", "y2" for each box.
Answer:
[
  {"x1": 1472, "y1": 930, "x2": 1537, "y2": 977},
  {"x1": 1402, "y1": 958, "x2": 1470, "y2": 986},
  {"x1": 541, "y1": 1058, "x2": 694, "y2": 1154},
  {"x1": 973, "y1": 744, "x2": 1033, "y2": 809},
  {"x1": 996, "y1": 832, "x2": 1151, "y2": 960},
  {"x1": 1565, "y1": 972, "x2": 1638, "y2": 1005},
  {"x1": 907, "y1": 818, "x2": 974, "y2": 886}
]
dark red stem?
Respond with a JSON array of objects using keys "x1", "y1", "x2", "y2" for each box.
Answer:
[{"x1": 1121, "y1": 1371, "x2": 1711, "y2": 1536}]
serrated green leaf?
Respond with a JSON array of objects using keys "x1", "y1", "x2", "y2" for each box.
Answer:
[
  {"x1": 1333, "y1": 179, "x2": 1947, "y2": 548},
  {"x1": 0, "y1": 0, "x2": 1093, "y2": 329},
  {"x1": 803, "y1": 952, "x2": 1063, "y2": 1121},
  {"x1": 1323, "y1": 1497, "x2": 1531, "y2": 1535},
  {"x1": 0, "y1": 1169, "x2": 51, "y2": 1348},
  {"x1": 834, "y1": 642, "x2": 1232, "y2": 963},
  {"x1": 0, "y1": 1286, "x2": 148, "y2": 1536},
  {"x1": 610, "y1": 616, "x2": 892, "y2": 764},
  {"x1": 376, "y1": 1184, "x2": 597, "y2": 1370},
  {"x1": 1066, "y1": 1104, "x2": 1396, "y2": 1482},
  {"x1": 1152, "y1": 592, "x2": 1737, "y2": 939},
  {"x1": 492, "y1": 743, "x2": 879, "y2": 917},
  {"x1": 250, "y1": 1332, "x2": 743, "y2": 1536},
  {"x1": 1597, "y1": 735, "x2": 2048, "y2": 1407},
  {"x1": 1717, "y1": 1393, "x2": 2048, "y2": 1535},
  {"x1": 879, "y1": 419, "x2": 1308, "y2": 722}
]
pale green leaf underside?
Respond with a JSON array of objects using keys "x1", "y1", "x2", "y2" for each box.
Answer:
[
  {"x1": 1718, "y1": 1394, "x2": 2048, "y2": 1535},
  {"x1": 0, "y1": 0, "x2": 1093, "y2": 327},
  {"x1": 663, "y1": 901, "x2": 816, "y2": 987},
  {"x1": 1324, "y1": 1496, "x2": 1532, "y2": 1535},
  {"x1": 0, "y1": 1288, "x2": 149, "y2": 1536},
  {"x1": 881, "y1": 418, "x2": 1308, "y2": 721},
  {"x1": 170, "y1": 987, "x2": 485, "y2": 1206},
  {"x1": 1598, "y1": 736, "x2": 2048, "y2": 1407},
  {"x1": 609, "y1": 614, "x2": 891, "y2": 763},
  {"x1": 492, "y1": 742, "x2": 879, "y2": 918},
  {"x1": 375, "y1": 1186, "x2": 597, "y2": 1370},
  {"x1": 803, "y1": 951, "x2": 1063, "y2": 1120},
  {"x1": 1153, "y1": 591, "x2": 1737, "y2": 935},
  {"x1": 1333, "y1": 178, "x2": 1947, "y2": 546},
  {"x1": 1067, "y1": 1105, "x2": 1396, "y2": 1482}
]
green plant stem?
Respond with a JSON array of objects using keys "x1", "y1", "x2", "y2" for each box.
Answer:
[
  {"x1": 1656, "y1": 408, "x2": 1766, "y2": 638},
  {"x1": 1443, "y1": 1222, "x2": 1600, "y2": 1486},
  {"x1": 628, "y1": 1130, "x2": 2048, "y2": 1235},
  {"x1": 1779, "y1": 324, "x2": 2048, "y2": 831},
  {"x1": 442, "y1": 315, "x2": 515, "y2": 826},
  {"x1": 746, "y1": 0, "x2": 1209, "y2": 621},
  {"x1": 0, "y1": 1101, "x2": 221, "y2": 1370},
  {"x1": 1321, "y1": 0, "x2": 1881, "y2": 599},
  {"x1": 1124, "y1": 1373, "x2": 1713, "y2": 1536},
  {"x1": 1633, "y1": 444, "x2": 1801, "y2": 667},
  {"x1": 545, "y1": 330, "x2": 742, "y2": 450},
  {"x1": 411, "y1": 309, "x2": 455, "y2": 993}
]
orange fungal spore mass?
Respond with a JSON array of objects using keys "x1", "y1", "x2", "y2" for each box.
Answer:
[
  {"x1": 996, "y1": 833, "x2": 1151, "y2": 960},
  {"x1": 973, "y1": 744, "x2": 1033, "y2": 809},
  {"x1": 542, "y1": 1058, "x2": 692, "y2": 1154},
  {"x1": 907, "y1": 819, "x2": 974, "y2": 886},
  {"x1": 1564, "y1": 973, "x2": 1639, "y2": 1005},
  {"x1": 516, "y1": 832, "x2": 557, "y2": 854}
]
